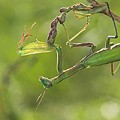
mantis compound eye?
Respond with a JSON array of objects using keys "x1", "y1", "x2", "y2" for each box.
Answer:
[{"x1": 39, "y1": 76, "x2": 53, "y2": 89}]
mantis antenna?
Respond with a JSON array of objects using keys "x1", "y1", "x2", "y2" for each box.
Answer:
[{"x1": 35, "y1": 90, "x2": 46, "y2": 111}]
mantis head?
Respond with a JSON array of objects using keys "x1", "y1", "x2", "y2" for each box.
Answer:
[{"x1": 39, "y1": 76, "x2": 53, "y2": 89}]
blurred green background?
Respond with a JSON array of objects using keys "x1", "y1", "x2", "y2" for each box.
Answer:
[{"x1": 0, "y1": 0, "x2": 120, "y2": 120}]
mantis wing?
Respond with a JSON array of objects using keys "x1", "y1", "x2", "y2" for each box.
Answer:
[{"x1": 18, "y1": 41, "x2": 56, "y2": 56}]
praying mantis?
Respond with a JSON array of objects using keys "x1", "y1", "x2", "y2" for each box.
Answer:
[{"x1": 17, "y1": 1, "x2": 120, "y2": 89}]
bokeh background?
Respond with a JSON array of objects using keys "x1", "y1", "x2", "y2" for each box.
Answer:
[{"x1": 0, "y1": 0, "x2": 120, "y2": 120}]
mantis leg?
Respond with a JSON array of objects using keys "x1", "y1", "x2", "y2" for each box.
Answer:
[
  {"x1": 66, "y1": 16, "x2": 90, "y2": 46},
  {"x1": 55, "y1": 44, "x2": 63, "y2": 74},
  {"x1": 105, "y1": 2, "x2": 118, "y2": 48},
  {"x1": 112, "y1": 63, "x2": 120, "y2": 75},
  {"x1": 69, "y1": 42, "x2": 96, "y2": 54},
  {"x1": 111, "y1": 63, "x2": 114, "y2": 75},
  {"x1": 105, "y1": 2, "x2": 118, "y2": 75},
  {"x1": 110, "y1": 62, "x2": 120, "y2": 75}
]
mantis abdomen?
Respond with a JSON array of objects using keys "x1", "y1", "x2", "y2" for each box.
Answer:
[{"x1": 84, "y1": 43, "x2": 120, "y2": 67}]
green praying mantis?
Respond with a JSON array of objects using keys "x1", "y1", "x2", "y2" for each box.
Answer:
[{"x1": 17, "y1": 1, "x2": 120, "y2": 90}]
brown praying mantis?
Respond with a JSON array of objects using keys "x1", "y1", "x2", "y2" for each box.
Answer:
[{"x1": 17, "y1": 1, "x2": 119, "y2": 90}]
